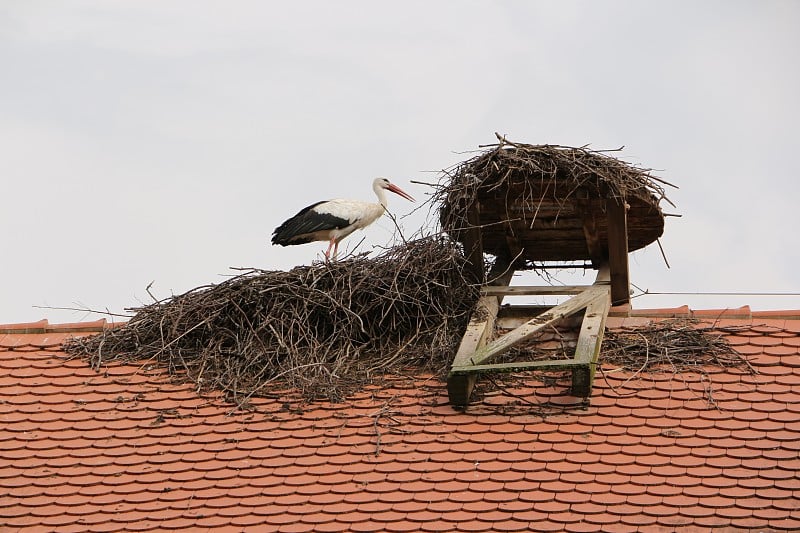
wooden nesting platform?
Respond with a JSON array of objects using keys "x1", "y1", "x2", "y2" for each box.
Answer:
[
  {"x1": 466, "y1": 184, "x2": 664, "y2": 263},
  {"x1": 441, "y1": 140, "x2": 673, "y2": 407},
  {"x1": 439, "y1": 142, "x2": 668, "y2": 268}
]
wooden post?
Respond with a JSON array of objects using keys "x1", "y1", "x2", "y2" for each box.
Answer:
[
  {"x1": 447, "y1": 261, "x2": 514, "y2": 407},
  {"x1": 606, "y1": 199, "x2": 630, "y2": 306},
  {"x1": 463, "y1": 202, "x2": 484, "y2": 284},
  {"x1": 576, "y1": 193, "x2": 603, "y2": 268},
  {"x1": 571, "y1": 284, "x2": 610, "y2": 396},
  {"x1": 447, "y1": 295, "x2": 498, "y2": 406}
]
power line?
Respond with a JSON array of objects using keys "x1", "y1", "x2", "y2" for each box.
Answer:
[{"x1": 633, "y1": 291, "x2": 800, "y2": 298}]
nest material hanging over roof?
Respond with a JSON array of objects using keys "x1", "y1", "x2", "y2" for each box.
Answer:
[
  {"x1": 64, "y1": 236, "x2": 479, "y2": 404},
  {"x1": 601, "y1": 318, "x2": 751, "y2": 374},
  {"x1": 437, "y1": 135, "x2": 675, "y2": 264}
]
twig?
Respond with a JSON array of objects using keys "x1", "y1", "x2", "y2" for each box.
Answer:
[
  {"x1": 370, "y1": 397, "x2": 403, "y2": 456},
  {"x1": 145, "y1": 281, "x2": 160, "y2": 303},
  {"x1": 33, "y1": 305, "x2": 131, "y2": 319},
  {"x1": 409, "y1": 179, "x2": 440, "y2": 188},
  {"x1": 614, "y1": 332, "x2": 650, "y2": 390},
  {"x1": 656, "y1": 238, "x2": 671, "y2": 269},
  {"x1": 484, "y1": 374, "x2": 544, "y2": 407}
]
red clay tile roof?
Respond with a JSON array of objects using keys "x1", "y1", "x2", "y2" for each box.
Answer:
[{"x1": 2, "y1": 308, "x2": 799, "y2": 532}]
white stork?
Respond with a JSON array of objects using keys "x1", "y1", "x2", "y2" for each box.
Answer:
[{"x1": 271, "y1": 177, "x2": 415, "y2": 259}]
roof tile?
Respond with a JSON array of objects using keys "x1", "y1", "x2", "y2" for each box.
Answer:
[
  {"x1": 768, "y1": 516, "x2": 800, "y2": 531},
  {"x1": 715, "y1": 504, "x2": 756, "y2": 519},
  {"x1": 1, "y1": 314, "x2": 799, "y2": 529},
  {"x1": 693, "y1": 514, "x2": 733, "y2": 528},
  {"x1": 582, "y1": 511, "x2": 622, "y2": 525}
]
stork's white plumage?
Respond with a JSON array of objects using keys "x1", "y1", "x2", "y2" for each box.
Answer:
[{"x1": 271, "y1": 178, "x2": 415, "y2": 259}]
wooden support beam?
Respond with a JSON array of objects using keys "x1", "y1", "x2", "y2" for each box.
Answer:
[
  {"x1": 497, "y1": 310, "x2": 579, "y2": 331},
  {"x1": 446, "y1": 262, "x2": 514, "y2": 407},
  {"x1": 595, "y1": 264, "x2": 611, "y2": 284},
  {"x1": 451, "y1": 358, "x2": 582, "y2": 375},
  {"x1": 463, "y1": 202, "x2": 485, "y2": 283},
  {"x1": 571, "y1": 285, "x2": 611, "y2": 396},
  {"x1": 467, "y1": 286, "x2": 607, "y2": 368},
  {"x1": 606, "y1": 199, "x2": 630, "y2": 306},
  {"x1": 482, "y1": 285, "x2": 593, "y2": 296},
  {"x1": 576, "y1": 195, "x2": 604, "y2": 268},
  {"x1": 446, "y1": 295, "x2": 496, "y2": 406}
]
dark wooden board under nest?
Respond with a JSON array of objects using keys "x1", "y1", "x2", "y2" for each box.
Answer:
[
  {"x1": 473, "y1": 186, "x2": 664, "y2": 262},
  {"x1": 438, "y1": 138, "x2": 673, "y2": 265}
]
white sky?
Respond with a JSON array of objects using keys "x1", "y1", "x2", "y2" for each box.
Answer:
[{"x1": 1, "y1": 1, "x2": 799, "y2": 324}]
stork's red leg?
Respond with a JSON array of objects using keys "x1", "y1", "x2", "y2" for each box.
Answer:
[{"x1": 324, "y1": 239, "x2": 335, "y2": 260}]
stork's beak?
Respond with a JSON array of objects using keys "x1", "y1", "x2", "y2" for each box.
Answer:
[{"x1": 386, "y1": 183, "x2": 415, "y2": 202}]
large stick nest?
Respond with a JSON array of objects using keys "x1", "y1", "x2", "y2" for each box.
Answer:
[
  {"x1": 435, "y1": 134, "x2": 676, "y2": 264},
  {"x1": 64, "y1": 237, "x2": 479, "y2": 403}
]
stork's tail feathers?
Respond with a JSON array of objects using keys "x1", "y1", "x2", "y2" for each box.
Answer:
[{"x1": 271, "y1": 223, "x2": 314, "y2": 246}]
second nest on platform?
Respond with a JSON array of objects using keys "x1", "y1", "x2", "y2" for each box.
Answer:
[{"x1": 434, "y1": 135, "x2": 676, "y2": 265}]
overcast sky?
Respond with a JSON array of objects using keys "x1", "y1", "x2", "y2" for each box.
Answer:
[{"x1": 2, "y1": 1, "x2": 798, "y2": 324}]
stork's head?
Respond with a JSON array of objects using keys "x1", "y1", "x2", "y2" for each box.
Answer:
[{"x1": 374, "y1": 177, "x2": 415, "y2": 202}]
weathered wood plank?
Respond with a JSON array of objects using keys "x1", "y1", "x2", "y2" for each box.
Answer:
[
  {"x1": 447, "y1": 263, "x2": 515, "y2": 406},
  {"x1": 576, "y1": 194, "x2": 603, "y2": 267},
  {"x1": 451, "y1": 358, "x2": 582, "y2": 375},
  {"x1": 463, "y1": 202, "x2": 485, "y2": 283},
  {"x1": 447, "y1": 295, "x2": 496, "y2": 406},
  {"x1": 482, "y1": 285, "x2": 592, "y2": 296},
  {"x1": 481, "y1": 228, "x2": 597, "y2": 240},
  {"x1": 475, "y1": 192, "x2": 664, "y2": 263},
  {"x1": 606, "y1": 199, "x2": 630, "y2": 305},
  {"x1": 497, "y1": 312, "x2": 583, "y2": 332},
  {"x1": 449, "y1": 296, "x2": 499, "y2": 368},
  {"x1": 595, "y1": 263, "x2": 611, "y2": 284},
  {"x1": 571, "y1": 285, "x2": 611, "y2": 396},
  {"x1": 467, "y1": 286, "x2": 607, "y2": 368}
]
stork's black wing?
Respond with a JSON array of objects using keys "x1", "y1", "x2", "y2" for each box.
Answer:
[{"x1": 271, "y1": 201, "x2": 351, "y2": 246}]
